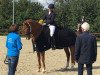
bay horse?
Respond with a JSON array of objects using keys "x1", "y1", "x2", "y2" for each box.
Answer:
[{"x1": 22, "y1": 19, "x2": 76, "y2": 72}]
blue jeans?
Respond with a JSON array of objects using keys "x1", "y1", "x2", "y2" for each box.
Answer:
[{"x1": 8, "y1": 56, "x2": 19, "y2": 75}]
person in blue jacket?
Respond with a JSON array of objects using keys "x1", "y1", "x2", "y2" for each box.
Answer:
[
  {"x1": 6, "y1": 24, "x2": 22, "y2": 75},
  {"x1": 75, "y1": 22, "x2": 97, "y2": 75}
]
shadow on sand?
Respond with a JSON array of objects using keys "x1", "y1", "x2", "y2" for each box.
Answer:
[{"x1": 54, "y1": 66, "x2": 100, "y2": 72}]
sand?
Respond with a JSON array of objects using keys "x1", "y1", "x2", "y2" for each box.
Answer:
[{"x1": 0, "y1": 36, "x2": 100, "y2": 75}]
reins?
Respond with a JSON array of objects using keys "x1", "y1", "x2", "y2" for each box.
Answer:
[{"x1": 4, "y1": 56, "x2": 8, "y2": 64}]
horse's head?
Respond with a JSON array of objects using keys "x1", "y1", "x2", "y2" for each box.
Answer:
[
  {"x1": 22, "y1": 19, "x2": 32, "y2": 40},
  {"x1": 22, "y1": 19, "x2": 42, "y2": 40}
]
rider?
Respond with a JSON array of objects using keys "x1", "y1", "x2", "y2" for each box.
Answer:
[{"x1": 39, "y1": 4, "x2": 56, "y2": 50}]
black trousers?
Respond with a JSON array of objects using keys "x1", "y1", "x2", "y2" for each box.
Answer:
[{"x1": 78, "y1": 63, "x2": 92, "y2": 75}]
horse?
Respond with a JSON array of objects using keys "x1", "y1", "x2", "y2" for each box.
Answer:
[{"x1": 22, "y1": 19, "x2": 76, "y2": 72}]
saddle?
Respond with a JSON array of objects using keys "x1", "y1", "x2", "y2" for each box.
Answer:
[{"x1": 41, "y1": 26, "x2": 76, "y2": 49}]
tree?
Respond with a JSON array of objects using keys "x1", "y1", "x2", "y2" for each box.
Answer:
[
  {"x1": 0, "y1": 0, "x2": 44, "y2": 28},
  {"x1": 15, "y1": 0, "x2": 44, "y2": 25},
  {"x1": 0, "y1": 0, "x2": 13, "y2": 28},
  {"x1": 0, "y1": 0, "x2": 100, "y2": 33},
  {"x1": 54, "y1": 0, "x2": 100, "y2": 32}
]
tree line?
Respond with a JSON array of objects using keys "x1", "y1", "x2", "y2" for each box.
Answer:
[{"x1": 0, "y1": 0, "x2": 100, "y2": 32}]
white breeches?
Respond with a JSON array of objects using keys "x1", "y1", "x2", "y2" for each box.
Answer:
[{"x1": 49, "y1": 25, "x2": 55, "y2": 37}]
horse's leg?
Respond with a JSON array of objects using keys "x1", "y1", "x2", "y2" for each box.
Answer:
[
  {"x1": 64, "y1": 47, "x2": 70, "y2": 68},
  {"x1": 41, "y1": 51, "x2": 46, "y2": 73},
  {"x1": 31, "y1": 38, "x2": 36, "y2": 53},
  {"x1": 37, "y1": 52, "x2": 41, "y2": 72},
  {"x1": 69, "y1": 45, "x2": 75, "y2": 68}
]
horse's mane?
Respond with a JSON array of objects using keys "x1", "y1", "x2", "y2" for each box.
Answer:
[
  {"x1": 23, "y1": 19, "x2": 34, "y2": 25},
  {"x1": 24, "y1": 19, "x2": 42, "y2": 27}
]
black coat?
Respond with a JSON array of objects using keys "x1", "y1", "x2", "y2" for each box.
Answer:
[
  {"x1": 75, "y1": 32, "x2": 97, "y2": 64},
  {"x1": 42, "y1": 11, "x2": 56, "y2": 25}
]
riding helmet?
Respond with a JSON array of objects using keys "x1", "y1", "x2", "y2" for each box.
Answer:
[{"x1": 48, "y1": 4, "x2": 54, "y2": 9}]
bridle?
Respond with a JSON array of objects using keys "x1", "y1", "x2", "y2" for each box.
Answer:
[
  {"x1": 23, "y1": 20, "x2": 43, "y2": 42},
  {"x1": 23, "y1": 21, "x2": 33, "y2": 38},
  {"x1": 23, "y1": 21, "x2": 32, "y2": 35},
  {"x1": 27, "y1": 22, "x2": 32, "y2": 34},
  {"x1": 23, "y1": 21, "x2": 36, "y2": 51}
]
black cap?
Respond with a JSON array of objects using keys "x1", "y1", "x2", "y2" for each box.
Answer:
[{"x1": 48, "y1": 4, "x2": 54, "y2": 9}]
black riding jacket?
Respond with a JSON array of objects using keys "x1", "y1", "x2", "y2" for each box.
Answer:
[{"x1": 42, "y1": 11, "x2": 56, "y2": 26}]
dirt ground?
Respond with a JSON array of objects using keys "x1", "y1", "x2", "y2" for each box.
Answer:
[{"x1": 0, "y1": 36, "x2": 100, "y2": 75}]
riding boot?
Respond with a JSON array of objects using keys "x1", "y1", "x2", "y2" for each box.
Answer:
[{"x1": 51, "y1": 36, "x2": 56, "y2": 50}]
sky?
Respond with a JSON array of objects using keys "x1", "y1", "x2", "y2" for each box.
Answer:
[{"x1": 31, "y1": 0, "x2": 54, "y2": 8}]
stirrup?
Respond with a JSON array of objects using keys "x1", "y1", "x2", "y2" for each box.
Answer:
[
  {"x1": 51, "y1": 45, "x2": 56, "y2": 50},
  {"x1": 52, "y1": 47, "x2": 56, "y2": 50}
]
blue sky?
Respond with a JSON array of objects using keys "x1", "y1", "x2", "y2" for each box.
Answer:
[{"x1": 31, "y1": 0, "x2": 54, "y2": 8}]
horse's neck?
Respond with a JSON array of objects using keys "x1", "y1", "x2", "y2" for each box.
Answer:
[{"x1": 31, "y1": 21, "x2": 42, "y2": 39}]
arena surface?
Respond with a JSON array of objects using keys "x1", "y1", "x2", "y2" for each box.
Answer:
[{"x1": 0, "y1": 36, "x2": 100, "y2": 75}]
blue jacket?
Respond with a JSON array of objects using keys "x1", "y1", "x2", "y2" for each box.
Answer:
[{"x1": 6, "y1": 32, "x2": 22, "y2": 56}]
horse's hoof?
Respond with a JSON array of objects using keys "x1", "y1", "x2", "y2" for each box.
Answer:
[
  {"x1": 66, "y1": 63, "x2": 69, "y2": 68},
  {"x1": 71, "y1": 63, "x2": 75, "y2": 69},
  {"x1": 71, "y1": 65, "x2": 74, "y2": 69},
  {"x1": 42, "y1": 69, "x2": 46, "y2": 73},
  {"x1": 66, "y1": 65, "x2": 69, "y2": 69},
  {"x1": 37, "y1": 69, "x2": 41, "y2": 72}
]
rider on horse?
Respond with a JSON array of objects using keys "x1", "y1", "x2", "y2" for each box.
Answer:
[{"x1": 39, "y1": 4, "x2": 56, "y2": 50}]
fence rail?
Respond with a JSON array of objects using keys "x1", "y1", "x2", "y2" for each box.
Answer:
[
  {"x1": 92, "y1": 33, "x2": 100, "y2": 40},
  {"x1": 0, "y1": 29, "x2": 100, "y2": 40}
]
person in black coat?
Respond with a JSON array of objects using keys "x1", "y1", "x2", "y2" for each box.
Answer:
[
  {"x1": 75, "y1": 22, "x2": 97, "y2": 75},
  {"x1": 40, "y1": 4, "x2": 56, "y2": 50}
]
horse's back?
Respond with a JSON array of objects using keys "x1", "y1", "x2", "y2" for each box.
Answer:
[
  {"x1": 36, "y1": 26, "x2": 76, "y2": 51},
  {"x1": 54, "y1": 27, "x2": 76, "y2": 48}
]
